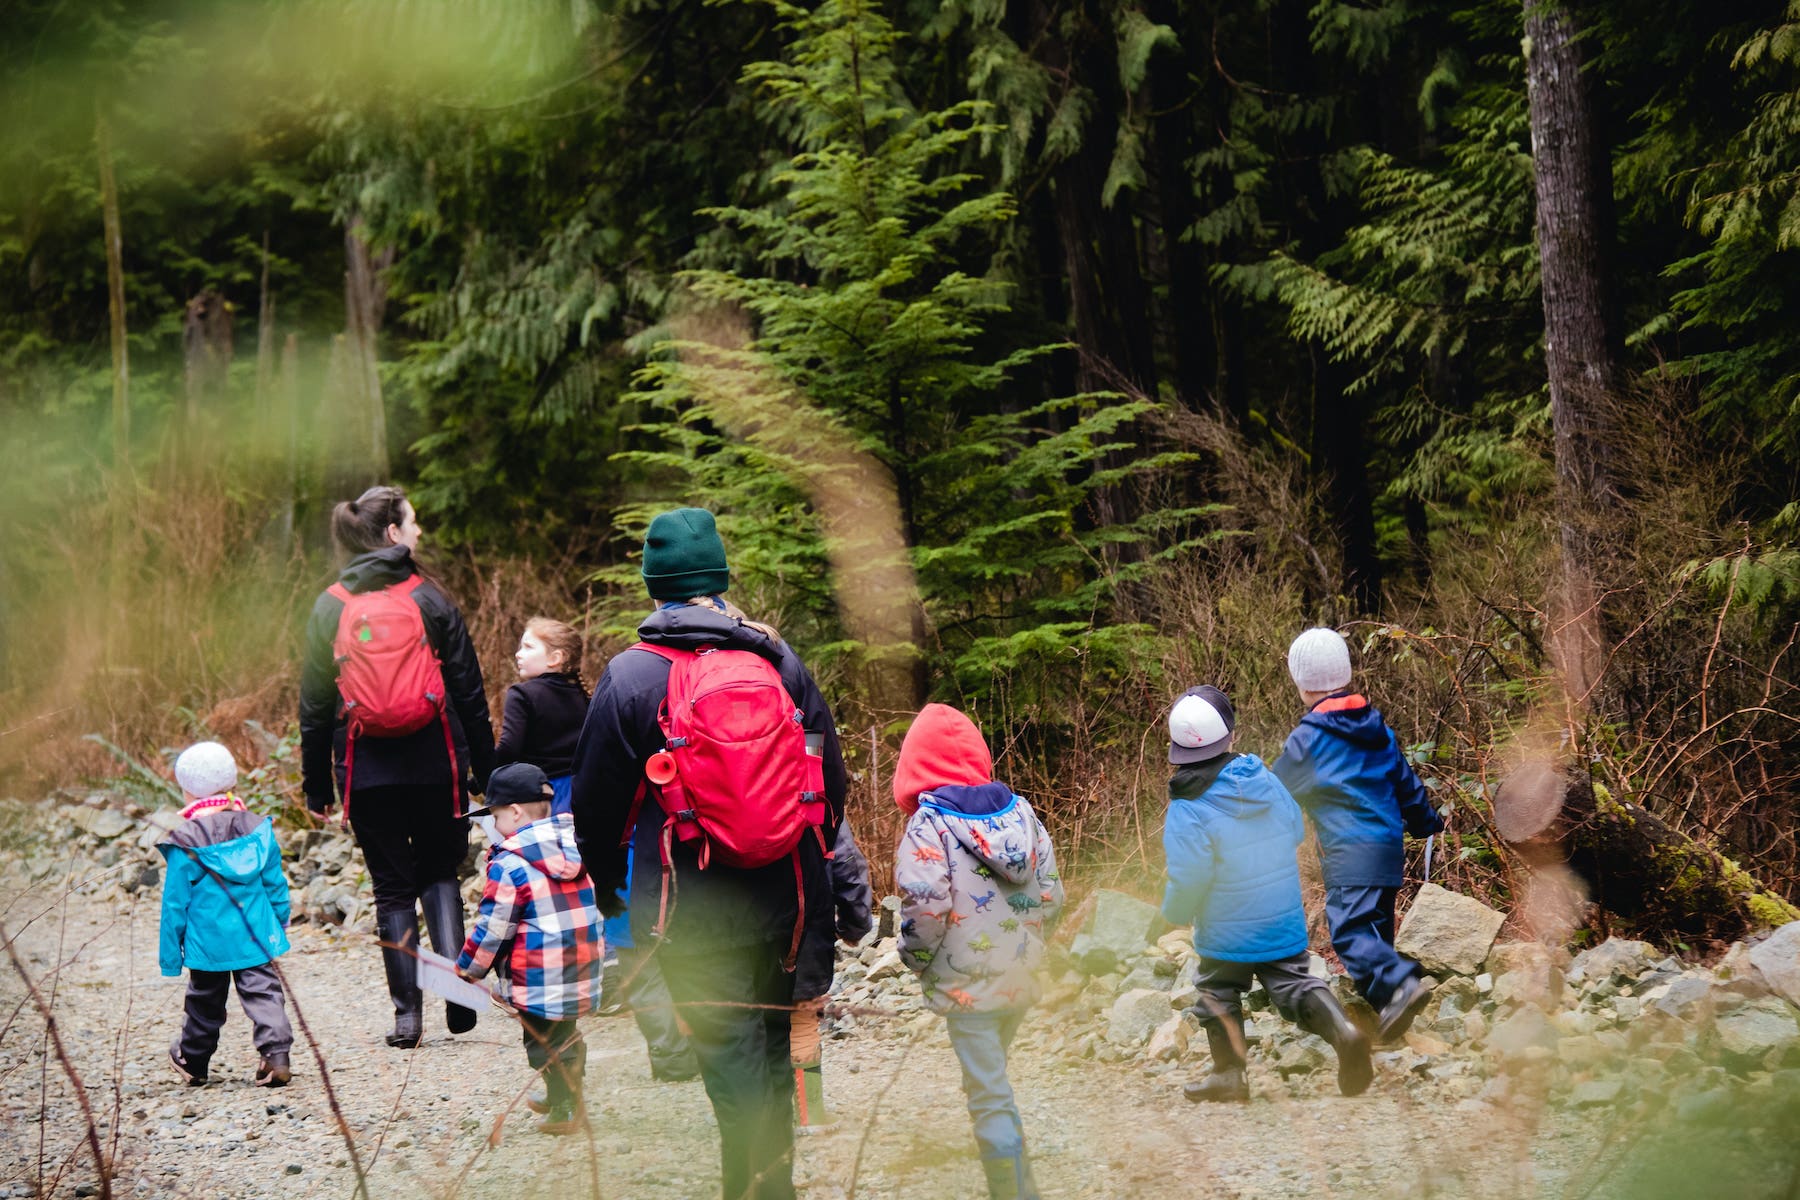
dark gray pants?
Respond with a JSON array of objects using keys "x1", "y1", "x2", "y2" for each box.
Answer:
[
  {"x1": 1191, "y1": 954, "x2": 1329, "y2": 1029},
  {"x1": 619, "y1": 945, "x2": 698, "y2": 1077},
  {"x1": 179, "y1": 964, "x2": 293, "y2": 1069}
]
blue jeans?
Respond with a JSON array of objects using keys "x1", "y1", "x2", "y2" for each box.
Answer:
[
  {"x1": 946, "y1": 1009, "x2": 1037, "y2": 1195},
  {"x1": 1325, "y1": 885, "x2": 1421, "y2": 1011}
]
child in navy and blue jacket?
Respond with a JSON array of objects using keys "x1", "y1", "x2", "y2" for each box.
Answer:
[
  {"x1": 1273, "y1": 628, "x2": 1444, "y2": 1042},
  {"x1": 1161, "y1": 686, "x2": 1371, "y2": 1104}
]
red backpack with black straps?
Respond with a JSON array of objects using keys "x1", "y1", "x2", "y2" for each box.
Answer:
[
  {"x1": 627, "y1": 642, "x2": 827, "y2": 964},
  {"x1": 328, "y1": 576, "x2": 459, "y2": 820}
]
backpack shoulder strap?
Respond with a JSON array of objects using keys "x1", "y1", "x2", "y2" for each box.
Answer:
[
  {"x1": 631, "y1": 641, "x2": 684, "y2": 663},
  {"x1": 391, "y1": 574, "x2": 426, "y2": 597},
  {"x1": 327, "y1": 582, "x2": 354, "y2": 604}
]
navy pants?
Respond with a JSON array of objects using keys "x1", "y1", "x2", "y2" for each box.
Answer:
[{"x1": 1325, "y1": 885, "x2": 1421, "y2": 1011}]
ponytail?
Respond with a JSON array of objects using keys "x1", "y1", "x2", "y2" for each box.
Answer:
[{"x1": 330, "y1": 485, "x2": 408, "y2": 558}]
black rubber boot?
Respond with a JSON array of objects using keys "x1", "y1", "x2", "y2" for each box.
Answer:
[
  {"x1": 421, "y1": 879, "x2": 478, "y2": 1034},
  {"x1": 378, "y1": 909, "x2": 423, "y2": 1049},
  {"x1": 1183, "y1": 1015, "x2": 1250, "y2": 1103},
  {"x1": 1297, "y1": 988, "x2": 1373, "y2": 1097},
  {"x1": 1376, "y1": 974, "x2": 1433, "y2": 1044},
  {"x1": 538, "y1": 1039, "x2": 587, "y2": 1136},
  {"x1": 980, "y1": 1149, "x2": 1042, "y2": 1200}
]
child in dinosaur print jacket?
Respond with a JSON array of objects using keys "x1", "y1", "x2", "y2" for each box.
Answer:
[{"x1": 894, "y1": 703, "x2": 1063, "y2": 1200}]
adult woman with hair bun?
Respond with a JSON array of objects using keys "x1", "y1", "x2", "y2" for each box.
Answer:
[{"x1": 298, "y1": 484, "x2": 496, "y2": 1049}]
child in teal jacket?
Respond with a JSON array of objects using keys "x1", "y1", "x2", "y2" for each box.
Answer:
[{"x1": 159, "y1": 742, "x2": 295, "y2": 1087}]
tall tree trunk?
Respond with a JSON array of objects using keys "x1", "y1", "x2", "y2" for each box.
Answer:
[
  {"x1": 1024, "y1": 0, "x2": 1160, "y2": 530},
  {"x1": 343, "y1": 217, "x2": 392, "y2": 480},
  {"x1": 1523, "y1": 0, "x2": 1622, "y2": 696},
  {"x1": 278, "y1": 333, "x2": 301, "y2": 549},
  {"x1": 181, "y1": 288, "x2": 234, "y2": 473},
  {"x1": 96, "y1": 110, "x2": 130, "y2": 667},
  {"x1": 254, "y1": 231, "x2": 275, "y2": 440},
  {"x1": 1146, "y1": 0, "x2": 1216, "y2": 414},
  {"x1": 1310, "y1": 347, "x2": 1380, "y2": 612}
]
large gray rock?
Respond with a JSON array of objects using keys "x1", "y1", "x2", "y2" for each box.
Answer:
[
  {"x1": 1714, "y1": 941, "x2": 1771, "y2": 999},
  {"x1": 1714, "y1": 996, "x2": 1800, "y2": 1070},
  {"x1": 67, "y1": 806, "x2": 133, "y2": 841},
  {"x1": 1396, "y1": 883, "x2": 1506, "y2": 976},
  {"x1": 1649, "y1": 973, "x2": 1721, "y2": 1021},
  {"x1": 1749, "y1": 922, "x2": 1800, "y2": 1008},
  {"x1": 135, "y1": 808, "x2": 186, "y2": 851},
  {"x1": 1274, "y1": 1035, "x2": 1329, "y2": 1077},
  {"x1": 1079, "y1": 889, "x2": 1163, "y2": 962},
  {"x1": 1146, "y1": 1014, "x2": 1191, "y2": 1061},
  {"x1": 1487, "y1": 1007, "x2": 1560, "y2": 1064},
  {"x1": 1488, "y1": 942, "x2": 1566, "y2": 1011},
  {"x1": 1567, "y1": 938, "x2": 1658, "y2": 987},
  {"x1": 1567, "y1": 1078, "x2": 1624, "y2": 1108},
  {"x1": 1108, "y1": 988, "x2": 1173, "y2": 1046}
]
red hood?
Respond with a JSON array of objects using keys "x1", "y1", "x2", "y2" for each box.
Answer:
[{"x1": 893, "y1": 703, "x2": 994, "y2": 815}]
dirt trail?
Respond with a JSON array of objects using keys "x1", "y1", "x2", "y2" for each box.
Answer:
[{"x1": 0, "y1": 873, "x2": 1787, "y2": 1200}]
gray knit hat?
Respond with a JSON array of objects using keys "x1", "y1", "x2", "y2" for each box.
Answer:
[
  {"x1": 174, "y1": 741, "x2": 238, "y2": 799},
  {"x1": 1287, "y1": 627, "x2": 1353, "y2": 693}
]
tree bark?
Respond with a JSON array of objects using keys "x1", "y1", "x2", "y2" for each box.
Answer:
[
  {"x1": 1523, "y1": 0, "x2": 1623, "y2": 694},
  {"x1": 343, "y1": 217, "x2": 392, "y2": 479},
  {"x1": 1023, "y1": 0, "x2": 1160, "y2": 530},
  {"x1": 96, "y1": 110, "x2": 130, "y2": 667},
  {"x1": 1311, "y1": 347, "x2": 1380, "y2": 613},
  {"x1": 181, "y1": 288, "x2": 234, "y2": 459}
]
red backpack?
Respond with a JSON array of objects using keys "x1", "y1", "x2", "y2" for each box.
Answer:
[
  {"x1": 328, "y1": 576, "x2": 458, "y2": 820},
  {"x1": 628, "y1": 642, "x2": 827, "y2": 963}
]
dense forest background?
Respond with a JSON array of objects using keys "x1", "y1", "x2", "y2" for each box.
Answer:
[{"x1": 4, "y1": 0, "x2": 1799, "y2": 945}]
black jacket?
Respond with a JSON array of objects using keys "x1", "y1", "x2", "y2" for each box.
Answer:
[
  {"x1": 569, "y1": 604, "x2": 851, "y2": 953},
  {"x1": 299, "y1": 546, "x2": 496, "y2": 812},
  {"x1": 794, "y1": 819, "x2": 875, "y2": 1001},
  {"x1": 495, "y1": 673, "x2": 589, "y2": 777}
]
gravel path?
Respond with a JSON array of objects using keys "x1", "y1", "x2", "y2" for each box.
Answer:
[{"x1": 0, "y1": 873, "x2": 1792, "y2": 1199}]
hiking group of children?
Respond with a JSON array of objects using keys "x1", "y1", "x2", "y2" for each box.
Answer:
[{"x1": 155, "y1": 493, "x2": 1441, "y2": 1200}]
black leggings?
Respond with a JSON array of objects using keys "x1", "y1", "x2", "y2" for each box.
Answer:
[{"x1": 348, "y1": 784, "x2": 469, "y2": 918}]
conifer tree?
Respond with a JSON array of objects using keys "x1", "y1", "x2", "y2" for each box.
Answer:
[{"x1": 626, "y1": 0, "x2": 1190, "y2": 716}]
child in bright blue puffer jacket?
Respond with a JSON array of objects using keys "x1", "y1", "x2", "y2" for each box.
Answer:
[
  {"x1": 1161, "y1": 686, "x2": 1371, "y2": 1104},
  {"x1": 1273, "y1": 628, "x2": 1445, "y2": 1044},
  {"x1": 158, "y1": 742, "x2": 294, "y2": 1088}
]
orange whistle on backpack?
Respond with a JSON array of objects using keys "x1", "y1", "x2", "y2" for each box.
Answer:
[{"x1": 645, "y1": 749, "x2": 678, "y2": 786}]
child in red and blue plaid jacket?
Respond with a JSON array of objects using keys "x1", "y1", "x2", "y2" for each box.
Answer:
[{"x1": 457, "y1": 763, "x2": 604, "y2": 1134}]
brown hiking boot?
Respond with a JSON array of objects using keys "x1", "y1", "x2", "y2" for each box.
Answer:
[
  {"x1": 168, "y1": 1042, "x2": 207, "y2": 1087},
  {"x1": 254, "y1": 1052, "x2": 292, "y2": 1088}
]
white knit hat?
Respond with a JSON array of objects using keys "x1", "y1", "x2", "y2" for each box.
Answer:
[
  {"x1": 174, "y1": 741, "x2": 238, "y2": 799},
  {"x1": 1287, "y1": 627, "x2": 1352, "y2": 693}
]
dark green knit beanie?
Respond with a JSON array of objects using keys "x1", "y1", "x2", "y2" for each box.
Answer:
[{"x1": 641, "y1": 507, "x2": 730, "y2": 600}]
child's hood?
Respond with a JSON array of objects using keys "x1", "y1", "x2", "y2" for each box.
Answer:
[
  {"x1": 500, "y1": 812, "x2": 586, "y2": 880},
  {"x1": 919, "y1": 783, "x2": 1042, "y2": 885},
  {"x1": 893, "y1": 703, "x2": 993, "y2": 815},
  {"x1": 1299, "y1": 693, "x2": 1391, "y2": 750},
  {"x1": 1172, "y1": 753, "x2": 1284, "y2": 817},
  {"x1": 157, "y1": 812, "x2": 278, "y2": 883}
]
